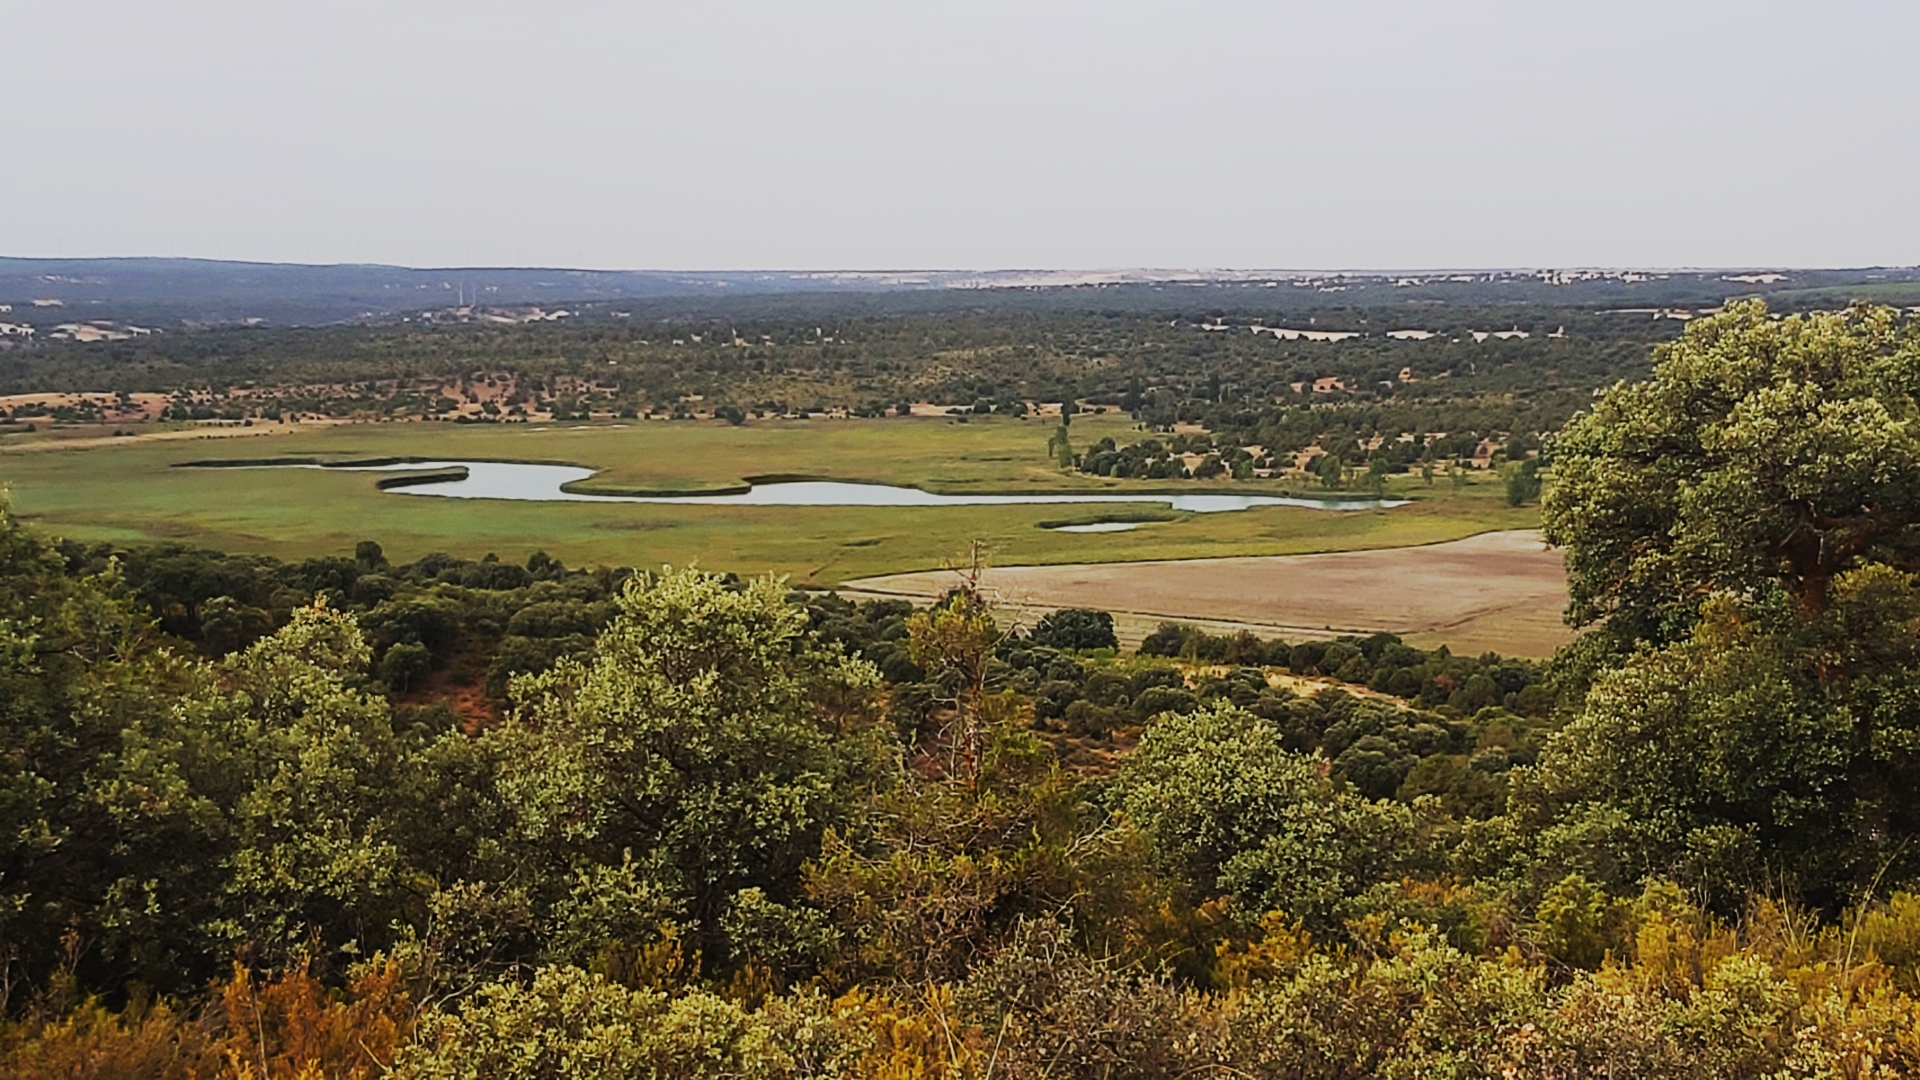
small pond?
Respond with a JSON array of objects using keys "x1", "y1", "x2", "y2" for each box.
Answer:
[{"x1": 277, "y1": 460, "x2": 1409, "y2": 513}]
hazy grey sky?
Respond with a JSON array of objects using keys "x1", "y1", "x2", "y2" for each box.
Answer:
[{"x1": 7, "y1": 1, "x2": 1916, "y2": 270}]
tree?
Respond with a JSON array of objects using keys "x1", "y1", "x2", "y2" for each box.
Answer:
[
  {"x1": 1533, "y1": 569, "x2": 1920, "y2": 907},
  {"x1": 195, "y1": 594, "x2": 274, "y2": 654},
  {"x1": 1545, "y1": 301, "x2": 1920, "y2": 642},
  {"x1": 1536, "y1": 302, "x2": 1920, "y2": 906},
  {"x1": 0, "y1": 499, "x2": 191, "y2": 994},
  {"x1": 1138, "y1": 622, "x2": 1191, "y2": 657},
  {"x1": 1317, "y1": 451, "x2": 1345, "y2": 490},
  {"x1": 906, "y1": 561, "x2": 1004, "y2": 784},
  {"x1": 487, "y1": 567, "x2": 880, "y2": 958},
  {"x1": 355, "y1": 540, "x2": 388, "y2": 572},
  {"x1": 166, "y1": 604, "x2": 415, "y2": 967},
  {"x1": 1504, "y1": 458, "x2": 1541, "y2": 507},
  {"x1": 1029, "y1": 608, "x2": 1118, "y2": 652},
  {"x1": 1366, "y1": 456, "x2": 1391, "y2": 496},
  {"x1": 1048, "y1": 422, "x2": 1074, "y2": 469},
  {"x1": 380, "y1": 640, "x2": 432, "y2": 691},
  {"x1": 1115, "y1": 703, "x2": 1436, "y2": 930}
]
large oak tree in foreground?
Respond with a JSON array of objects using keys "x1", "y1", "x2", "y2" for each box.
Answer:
[
  {"x1": 1548, "y1": 300, "x2": 1920, "y2": 639},
  {"x1": 1538, "y1": 301, "x2": 1920, "y2": 905}
]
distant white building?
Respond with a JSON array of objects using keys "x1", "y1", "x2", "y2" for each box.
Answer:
[
  {"x1": 49, "y1": 323, "x2": 131, "y2": 343},
  {"x1": 1254, "y1": 325, "x2": 1361, "y2": 342}
]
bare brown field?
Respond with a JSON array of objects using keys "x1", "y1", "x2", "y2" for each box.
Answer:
[
  {"x1": 0, "y1": 391, "x2": 170, "y2": 419},
  {"x1": 840, "y1": 529, "x2": 1574, "y2": 658},
  {"x1": 0, "y1": 421, "x2": 349, "y2": 453}
]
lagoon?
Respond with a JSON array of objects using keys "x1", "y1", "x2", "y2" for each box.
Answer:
[{"x1": 277, "y1": 460, "x2": 1409, "y2": 513}]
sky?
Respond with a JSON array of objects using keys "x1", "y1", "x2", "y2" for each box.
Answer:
[{"x1": 6, "y1": 0, "x2": 1917, "y2": 271}]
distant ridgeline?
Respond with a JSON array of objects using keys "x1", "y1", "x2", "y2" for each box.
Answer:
[{"x1": 2, "y1": 257, "x2": 1915, "y2": 326}]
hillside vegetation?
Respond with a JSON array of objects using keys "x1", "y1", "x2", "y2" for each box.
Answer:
[{"x1": 8, "y1": 303, "x2": 1920, "y2": 1076}]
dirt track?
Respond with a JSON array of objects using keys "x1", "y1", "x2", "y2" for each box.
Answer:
[{"x1": 840, "y1": 529, "x2": 1573, "y2": 657}]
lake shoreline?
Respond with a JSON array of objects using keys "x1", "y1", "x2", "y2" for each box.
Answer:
[{"x1": 180, "y1": 456, "x2": 1413, "y2": 511}]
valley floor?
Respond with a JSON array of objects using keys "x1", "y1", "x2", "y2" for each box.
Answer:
[{"x1": 843, "y1": 529, "x2": 1570, "y2": 658}]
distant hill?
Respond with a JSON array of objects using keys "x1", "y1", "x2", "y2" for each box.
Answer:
[
  {"x1": 0, "y1": 258, "x2": 933, "y2": 325},
  {"x1": 1, "y1": 256, "x2": 1915, "y2": 327}
]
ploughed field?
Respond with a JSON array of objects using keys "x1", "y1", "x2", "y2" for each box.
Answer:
[
  {"x1": 0, "y1": 413, "x2": 1544, "y2": 594},
  {"x1": 843, "y1": 530, "x2": 1572, "y2": 658}
]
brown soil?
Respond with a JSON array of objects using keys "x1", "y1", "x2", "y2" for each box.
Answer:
[
  {"x1": 0, "y1": 421, "x2": 342, "y2": 453},
  {"x1": 402, "y1": 667, "x2": 501, "y2": 732}
]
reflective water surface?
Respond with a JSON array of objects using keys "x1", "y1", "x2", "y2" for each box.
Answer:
[{"x1": 302, "y1": 460, "x2": 1409, "y2": 513}]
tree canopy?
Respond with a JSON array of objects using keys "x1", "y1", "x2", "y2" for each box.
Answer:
[
  {"x1": 1546, "y1": 300, "x2": 1920, "y2": 641},
  {"x1": 1541, "y1": 302, "x2": 1920, "y2": 904}
]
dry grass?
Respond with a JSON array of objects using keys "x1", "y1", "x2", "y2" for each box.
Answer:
[{"x1": 842, "y1": 529, "x2": 1572, "y2": 657}]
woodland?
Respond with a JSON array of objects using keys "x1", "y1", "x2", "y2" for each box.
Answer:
[
  {"x1": 9, "y1": 302, "x2": 1920, "y2": 1076},
  {"x1": 0, "y1": 302, "x2": 1666, "y2": 452}
]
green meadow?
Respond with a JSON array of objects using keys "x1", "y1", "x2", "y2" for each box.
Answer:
[{"x1": 0, "y1": 414, "x2": 1535, "y2": 584}]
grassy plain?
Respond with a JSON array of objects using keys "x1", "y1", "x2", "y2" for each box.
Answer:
[
  {"x1": 0, "y1": 414, "x2": 1539, "y2": 586},
  {"x1": 845, "y1": 530, "x2": 1571, "y2": 657}
]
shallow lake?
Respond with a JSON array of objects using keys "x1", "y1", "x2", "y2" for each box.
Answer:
[{"x1": 294, "y1": 460, "x2": 1409, "y2": 513}]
